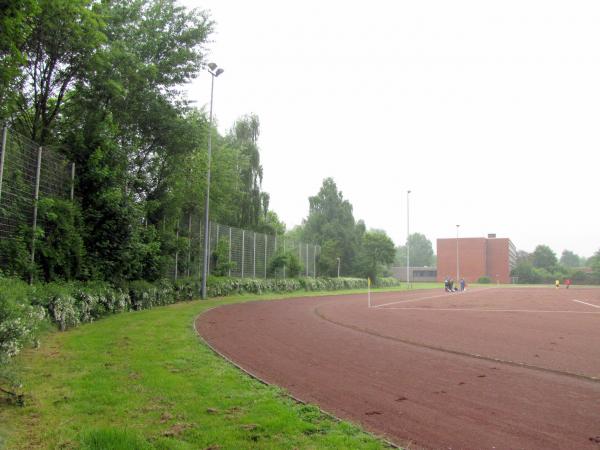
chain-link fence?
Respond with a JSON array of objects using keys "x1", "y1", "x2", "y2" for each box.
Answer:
[
  {"x1": 0, "y1": 125, "x2": 73, "y2": 270},
  {"x1": 166, "y1": 218, "x2": 319, "y2": 280},
  {"x1": 0, "y1": 125, "x2": 319, "y2": 280}
]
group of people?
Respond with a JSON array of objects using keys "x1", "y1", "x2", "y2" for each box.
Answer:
[
  {"x1": 444, "y1": 277, "x2": 466, "y2": 292},
  {"x1": 555, "y1": 279, "x2": 572, "y2": 289}
]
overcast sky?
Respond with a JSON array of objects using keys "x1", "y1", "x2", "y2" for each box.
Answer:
[{"x1": 182, "y1": 0, "x2": 600, "y2": 258}]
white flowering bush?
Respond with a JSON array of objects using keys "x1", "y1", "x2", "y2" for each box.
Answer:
[{"x1": 49, "y1": 294, "x2": 80, "y2": 331}]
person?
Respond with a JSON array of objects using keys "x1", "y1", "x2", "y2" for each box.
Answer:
[
  {"x1": 449, "y1": 278, "x2": 455, "y2": 292},
  {"x1": 444, "y1": 277, "x2": 450, "y2": 292},
  {"x1": 555, "y1": 279, "x2": 560, "y2": 289},
  {"x1": 460, "y1": 278, "x2": 466, "y2": 292},
  {"x1": 565, "y1": 278, "x2": 571, "y2": 289}
]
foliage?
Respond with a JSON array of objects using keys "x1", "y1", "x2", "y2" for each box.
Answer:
[
  {"x1": 211, "y1": 238, "x2": 236, "y2": 276},
  {"x1": 531, "y1": 245, "x2": 558, "y2": 269},
  {"x1": 268, "y1": 250, "x2": 302, "y2": 278},
  {"x1": 0, "y1": 225, "x2": 37, "y2": 280},
  {"x1": 302, "y1": 178, "x2": 364, "y2": 276},
  {"x1": 560, "y1": 250, "x2": 582, "y2": 268},
  {"x1": 395, "y1": 233, "x2": 435, "y2": 267},
  {"x1": 357, "y1": 230, "x2": 396, "y2": 283},
  {"x1": 477, "y1": 276, "x2": 492, "y2": 284},
  {"x1": 0, "y1": 276, "x2": 45, "y2": 400},
  {"x1": 37, "y1": 197, "x2": 85, "y2": 281}
]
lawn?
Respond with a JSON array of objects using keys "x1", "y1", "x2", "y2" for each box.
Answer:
[{"x1": 1, "y1": 286, "x2": 442, "y2": 449}]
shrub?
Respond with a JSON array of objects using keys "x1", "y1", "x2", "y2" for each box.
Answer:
[{"x1": 477, "y1": 276, "x2": 492, "y2": 284}]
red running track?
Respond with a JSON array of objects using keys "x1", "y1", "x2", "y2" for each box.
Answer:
[{"x1": 196, "y1": 287, "x2": 600, "y2": 449}]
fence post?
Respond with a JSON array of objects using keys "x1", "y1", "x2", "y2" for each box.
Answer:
[
  {"x1": 70, "y1": 162, "x2": 75, "y2": 201},
  {"x1": 264, "y1": 234, "x2": 267, "y2": 278},
  {"x1": 306, "y1": 243, "x2": 309, "y2": 277},
  {"x1": 0, "y1": 125, "x2": 7, "y2": 203},
  {"x1": 283, "y1": 238, "x2": 286, "y2": 279},
  {"x1": 313, "y1": 245, "x2": 317, "y2": 278},
  {"x1": 186, "y1": 214, "x2": 192, "y2": 277},
  {"x1": 241, "y1": 230, "x2": 245, "y2": 278},
  {"x1": 30, "y1": 146, "x2": 43, "y2": 284},
  {"x1": 174, "y1": 218, "x2": 179, "y2": 280},
  {"x1": 253, "y1": 232, "x2": 256, "y2": 278},
  {"x1": 228, "y1": 227, "x2": 232, "y2": 277}
]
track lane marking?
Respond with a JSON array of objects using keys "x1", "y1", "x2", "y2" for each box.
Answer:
[
  {"x1": 372, "y1": 286, "x2": 498, "y2": 309},
  {"x1": 378, "y1": 307, "x2": 600, "y2": 314},
  {"x1": 572, "y1": 299, "x2": 600, "y2": 309}
]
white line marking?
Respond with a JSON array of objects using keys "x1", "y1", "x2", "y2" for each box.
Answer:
[
  {"x1": 373, "y1": 287, "x2": 498, "y2": 309},
  {"x1": 572, "y1": 299, "x2": 600, "y2": 309},
  {"x1": 376, "y1": 307, "x2": 600, "y2": 314}
]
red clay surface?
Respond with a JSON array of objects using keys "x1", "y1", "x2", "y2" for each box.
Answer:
[{"x1": 196, "y1": 287, "x2": 600, "y2": 449}]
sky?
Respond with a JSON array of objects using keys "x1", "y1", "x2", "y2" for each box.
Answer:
[{"x1": 181, "y1": 0, "x2": 600, "y2": 257}]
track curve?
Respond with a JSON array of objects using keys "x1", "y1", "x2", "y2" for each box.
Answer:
[{"x1": 196, "y1": 289, "x2": 600, "y2": 449}]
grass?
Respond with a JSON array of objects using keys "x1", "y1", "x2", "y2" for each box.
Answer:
[{"x1": 0, "y1": 283, "x2": 439, "y2": 449}]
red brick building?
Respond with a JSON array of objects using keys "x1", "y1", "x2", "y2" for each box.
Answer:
[{"x1": 436, "y1": 235, "x2": 516, "y2": 284}]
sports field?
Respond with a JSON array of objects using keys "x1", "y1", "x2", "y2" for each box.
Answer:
[{"x1": 197, "y1": 286, "x2": 600, "y2": 449}]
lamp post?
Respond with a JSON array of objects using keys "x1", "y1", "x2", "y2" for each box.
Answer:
[
  {"x1": 456, "y1": 224, "x2": 460, "y2": 284},
  {"x1": 201, "y1": 62, "x2": 224, "y2": 300},
  {"x1": 336, "y1": 257, "x2": 340, "y2": 278},
  {"x1": 406, "y1": 190, "x2": 411, "y2": 288}
]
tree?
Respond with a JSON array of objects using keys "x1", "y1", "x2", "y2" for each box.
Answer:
[
  {"x1": 357, "y1": 230, "x2": 396, "y2": 282},
  {"x1": 301, "y1": 178, "x2": 363, "y2": 276},
  {"x1": 531, "y1": 245, "x2": 557, "y2": 269},
  {"x1": 560, "y1": 250, "x2": 581, "y2": 268},
  {"x1": 0, "y1": 0, "x2": 38, "y2": 120},
  {"x1": 395, "y1": 233, "x2": 434, "y2": 267},
  {"x1": 13, "y1": 0, "x2": 105, "y2": 143}
]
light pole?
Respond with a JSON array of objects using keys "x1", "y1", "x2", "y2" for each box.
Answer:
[
  {"x1": 456, "y1": 224, "x2": 460, "y2": 283},
  {"x1": 406, "y1": 190, "x2": 411, "y2": 288},
  {"x1": 336, "y1": 257, "x2": 340, "y2": 278},
  {"x1": 201, "y1": 62, "x2": 224, "y2": 300}
]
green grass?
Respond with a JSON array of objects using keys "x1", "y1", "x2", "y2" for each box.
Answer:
[{"x1": 0, "y1": 285, "x2": 438, "y2": 449}]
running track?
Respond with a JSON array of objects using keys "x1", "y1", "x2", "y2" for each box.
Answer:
[{"x1": 196, "y1": 287, "x2": 600, "y2": 449}]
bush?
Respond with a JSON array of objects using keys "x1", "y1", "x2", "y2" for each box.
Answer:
[{"x1": 477, "y1": 276, "x2": 492, "y2": 284}]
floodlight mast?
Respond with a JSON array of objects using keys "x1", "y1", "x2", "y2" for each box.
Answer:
[
  {"x1": 201, "y1": 63, "x2": 224, "y2": 300},
  {"x1": 406, "y1": 190, "x2": 411, "y2": 289}
]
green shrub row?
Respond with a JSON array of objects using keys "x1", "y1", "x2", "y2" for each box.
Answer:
[{"x1": 1, "y1": 275, "x2": 398, "y2": 367}]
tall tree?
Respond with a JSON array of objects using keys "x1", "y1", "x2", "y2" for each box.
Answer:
[
  {"x1": 357, "y1": 230, "x2": 396, "y2": 282},
  {"x1": 0, "y1": 0, "x2": 38, "y2": 120},
  {"x1": 395, "y1": 233, "x2": 434, "y2": 267},
  {"x1": 302, "y1": 178, "x2": 363, "y2": 276},
  {"x1": 560, "y1": 250, "x2": 581, "y2": 268},
  {"x1": 531, "y1": 245, "x2": 557, "y2": 269},
  {"x1": 13, "y1": 0, "x2": 105, "y2": 143}
]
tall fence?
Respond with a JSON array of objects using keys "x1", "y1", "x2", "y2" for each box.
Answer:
[
  {"x1": 167, "y1": 218, "x2": 319, "y2": 280},
  {"x1": 0, "y1": 125, "x2": 73, "y2": 274},
  {"x1": 0, "y1": 125, "x2": 319, "y2": 279}
]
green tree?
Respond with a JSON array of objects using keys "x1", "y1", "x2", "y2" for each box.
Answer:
[
  {"x1": 357, "y1": 230, "x2": 396, "y2": 282},
  {"x1": 560, "y1": 250, "x2": 581, "y2": 268},
  {"x1": 395, "y1": 233, "x2": 434, "y2": 267},
  {"x1": 0, "y1": 0, "x2": 38, "y2": 120},
  {"x1": 302, "y1": 178, "x2": 363, "y2": 276},
  {"x1": 13, "y1": 0, "x2": 105, "y2": 143},
  {"x1": 531, "y1": 245, "x2": 557, "y2": 269}
]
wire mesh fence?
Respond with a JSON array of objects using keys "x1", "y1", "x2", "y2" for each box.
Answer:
[
  {"x1": 167, "y1": 218, "x2": 319, "y2": 280},
  {"x1": 0, "y1": 126, "x2": 73, "y2": 265},
  {"x1": 0, "y1": 125, "x2": 319, "y2": 280}
]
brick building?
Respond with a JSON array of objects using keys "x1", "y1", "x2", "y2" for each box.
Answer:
[{"x1": 436, "y1": 234, "x2": 516, "y2": 284}]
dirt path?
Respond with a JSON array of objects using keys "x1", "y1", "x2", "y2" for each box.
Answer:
[{"x1": 196, "y1": 289, "x2": 600, "y2": 449}]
